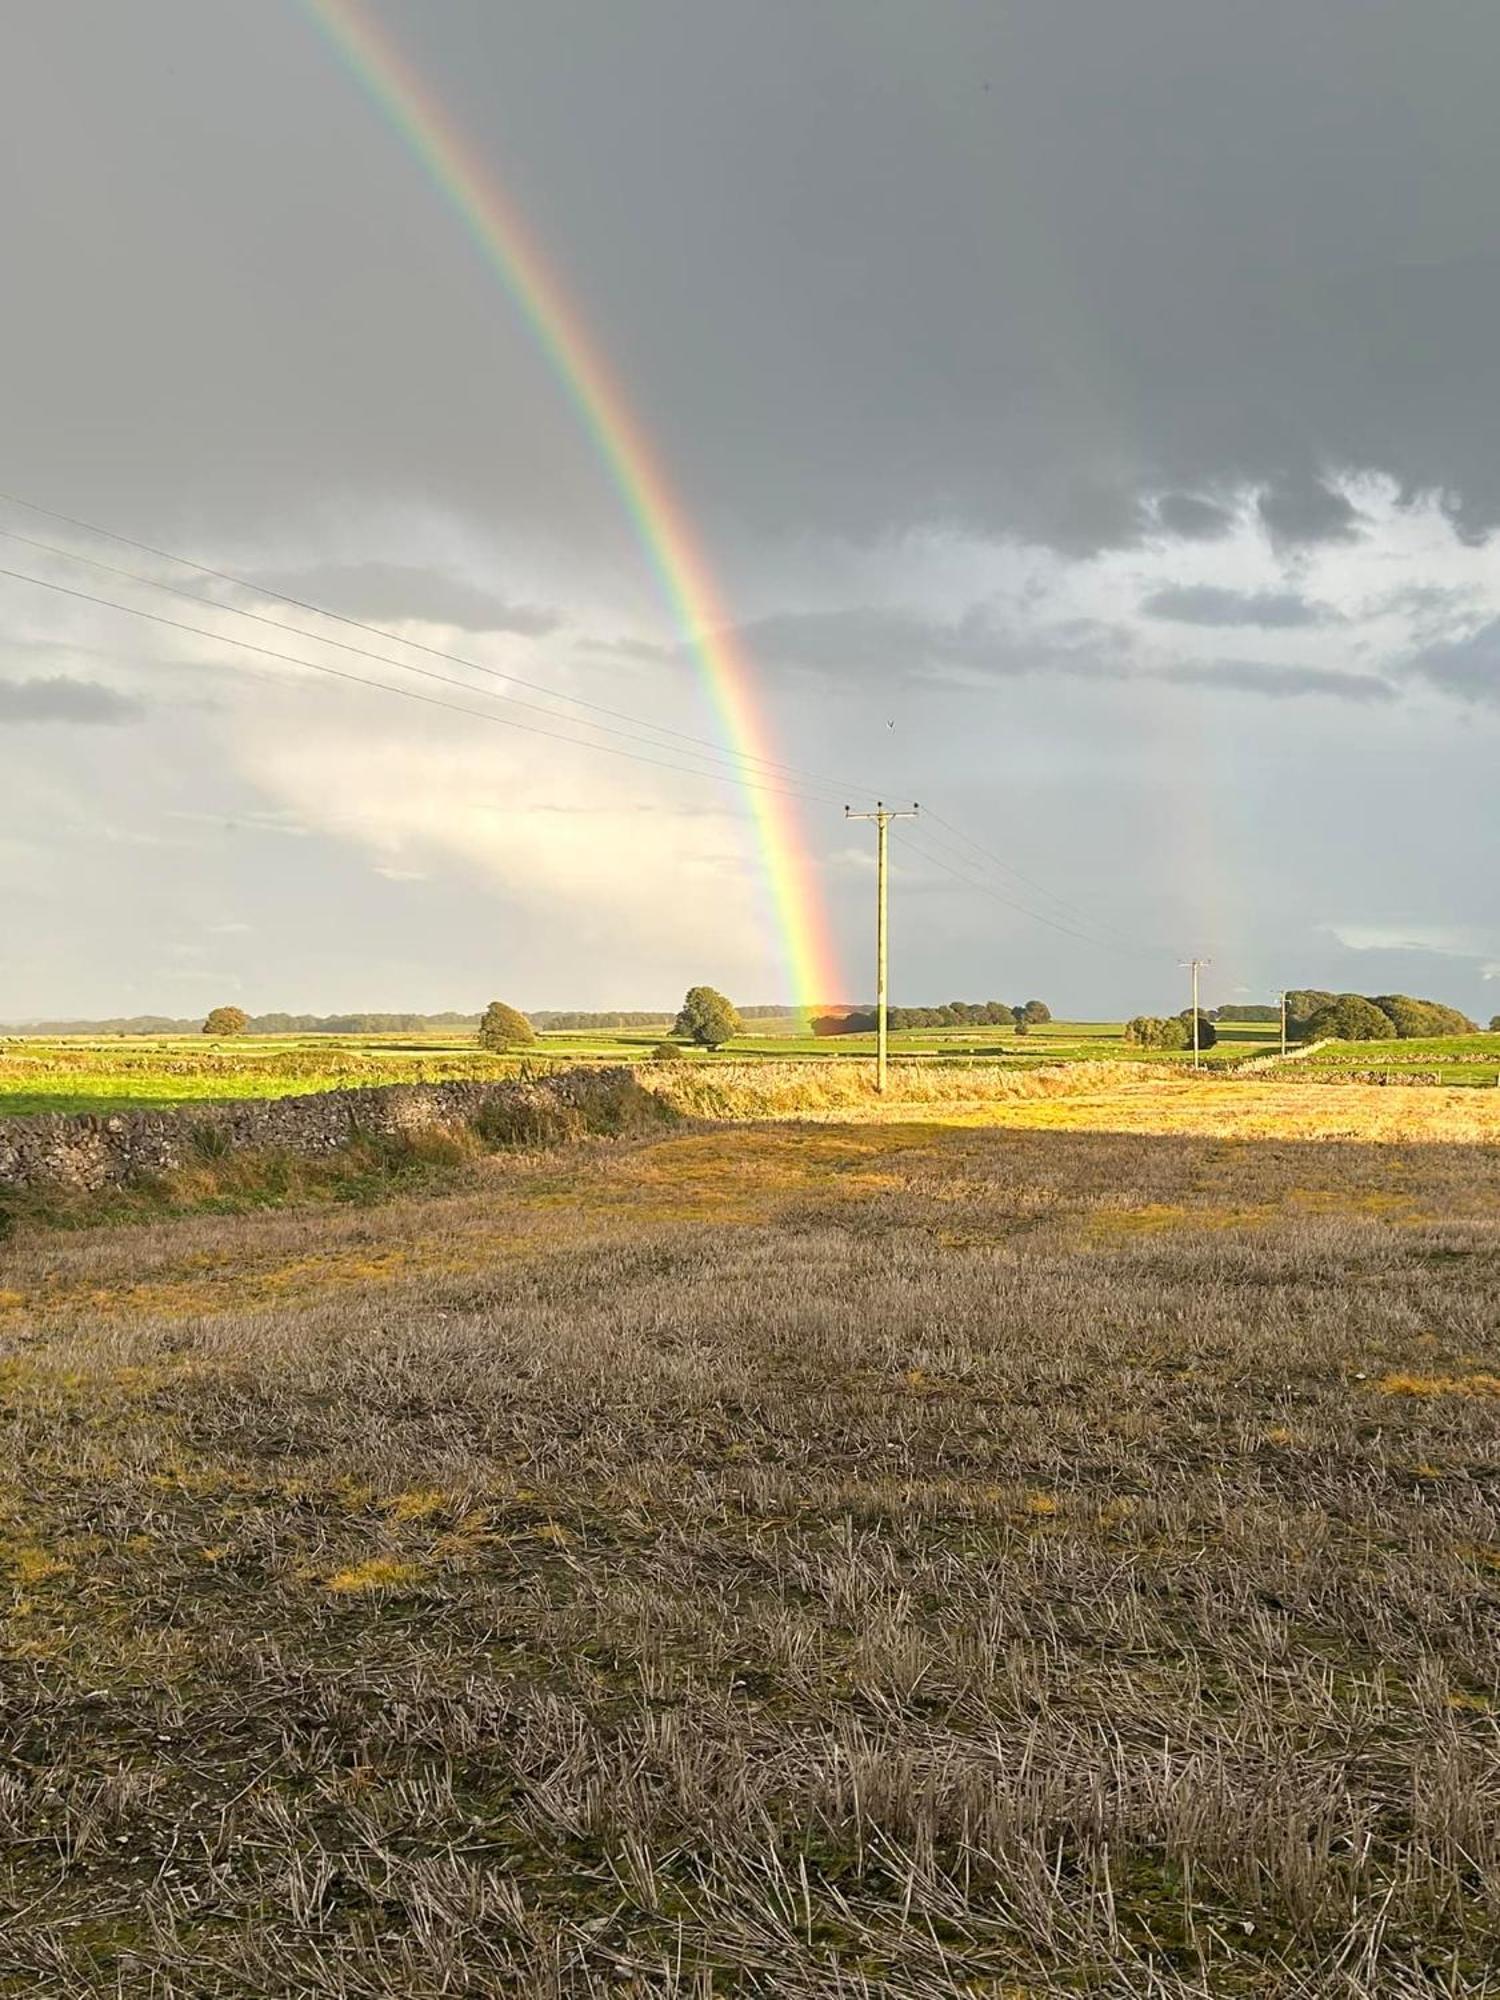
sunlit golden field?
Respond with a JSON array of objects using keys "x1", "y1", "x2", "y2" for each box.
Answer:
[{"x1": 2, "y1": 1071, "x2": 1498, "y2": 1995}]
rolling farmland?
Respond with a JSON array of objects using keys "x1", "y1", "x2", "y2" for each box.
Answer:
[{"x1": 0, "y1": 1018, "x2": 1291, "y2": 1120}]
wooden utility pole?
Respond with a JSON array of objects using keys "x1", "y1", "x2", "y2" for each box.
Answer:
[
  {"x1": 1179, "y1": 957, "x2": 1211, "y2": 1069},
  {"x1": 1280, "y1": 989, "x2": 1288, "y2": 1057},
  {"x1": 845, "y1": 802, "x2": 919, "y2": 1092}
]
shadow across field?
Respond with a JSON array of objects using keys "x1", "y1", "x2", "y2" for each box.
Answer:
[{"x1": 1, "y1": 1116, "x2": 1498, "y2": 1996}]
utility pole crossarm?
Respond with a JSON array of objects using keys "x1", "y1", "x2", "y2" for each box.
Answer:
[{"x1": 846, "y1": 801, "x2": 919, "y2": 1094}]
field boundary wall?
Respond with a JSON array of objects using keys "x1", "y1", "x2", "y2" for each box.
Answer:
[{"x1": 0, "y1": 1068, "x2": 641, "y2": 1193}]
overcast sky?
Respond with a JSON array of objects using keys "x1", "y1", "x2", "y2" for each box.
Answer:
[{"x1": 6, "y1": 0, "x2": 1500, "y2": 1018}]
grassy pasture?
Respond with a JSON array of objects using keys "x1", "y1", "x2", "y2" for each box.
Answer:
[
  {"x1": 0, "y1": 1071, "x2": 1497, "y2": 1994},
  {"x1": 0, "y1": 1035, "x2": 524, "y2": 1117}
]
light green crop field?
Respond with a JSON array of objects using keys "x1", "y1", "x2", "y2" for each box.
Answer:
[{"x1": 0, "y1": 1021, "x2": 1284, "y2": 1118}]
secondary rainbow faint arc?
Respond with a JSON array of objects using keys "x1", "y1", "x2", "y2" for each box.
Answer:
[{"x1": 302, "y1": 0, "x2": 841, "y2": 1011}]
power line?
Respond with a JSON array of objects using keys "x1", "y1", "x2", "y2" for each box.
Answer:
[
  {"x1": 0, "y1": 489, "x2": 1201, "y2": 966},
  {"x1": 0, "y1": 492, "x2": 866, "y2": 803},
  {"x1": 918, "y1": 806, "x2": 1177, "y2": 958},
  {"x1": 0, "y1": 561, "x2": 851, "y2": 812},
  {"x1": 891, "y1": 825, "x2": 1173, "y2": 961},
  {"x1": 0, "y1": 523, "x2": 854, "y2": 807}
]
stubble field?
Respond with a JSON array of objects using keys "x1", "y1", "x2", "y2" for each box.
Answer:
[{"x1": 2, "y1": 1074, "x2": 1498, "y2": 1996}]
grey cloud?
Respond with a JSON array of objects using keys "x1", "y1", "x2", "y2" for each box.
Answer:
[
  {"x1": 1413, "y1": 619, "x2": 1500, "y2": 703},
  {"x1": 0, "y1": 675, "x2": 142, "y2": 724},
  {"x1": 1142, "y1": 585, "x2": 1333, "y2": 629},
  {"x1": 710, "y1": 607, "x2": 1134, "y2": 686},
  {"x1": 629, "y1": 603, "x2": 1404, "y2": 707},
  {"x1": 1158, "y1": 659, "x2": 1394, "y2": 702},
  {"x1": 1152, "y1": 494, "x2": 1236, "y2": 542},
  {"x1": 1256, "y1": 480, "x2": 1364, "y2": 549},
  {"x1": 1373, "y1": 583, "x2": 1487, "y2": 647},
  {"x1": 247, "y1": 563, "x2": 559, "y2": 637}
]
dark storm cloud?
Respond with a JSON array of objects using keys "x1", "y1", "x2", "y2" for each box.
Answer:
[
  {"x1": 1152, "y1": 494, "x2": 1237, "y2": 542},
  {"x1": 247, "y1": 563, "x2": 559, "y2": 637},
  {"x1": 1158, "y1": 660, "x2": 1393, "y2": 703},
  {"x1": 9, "y1": 3, "x2": 1500, "y2": 556},
  {"x1": 0, "y1": 676, "x2": 142, "y2": 724},
  {"x1": 1142, "y1": 586, "x2": 1333, "y2": 629},
  {"x1": 1256, "y1": 480, "x2": 1365, "y2": 550}
]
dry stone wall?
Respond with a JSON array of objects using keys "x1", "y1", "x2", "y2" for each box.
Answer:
[{"x1": 0, "y1": 1068, "x2": 647, "y2": 1193}]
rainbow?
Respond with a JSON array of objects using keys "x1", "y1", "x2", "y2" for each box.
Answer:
[{"x1": 302, "y1": 0, "x2": 841, "y2": 1013}]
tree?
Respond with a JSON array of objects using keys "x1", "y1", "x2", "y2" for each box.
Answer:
[
  {"x1": 477, "y1": 1000, "x2": 536, "y2": 1050},
  {"x1": 1491, "y1": 1015, "x2": 1500, "y2": 1033},
  {"x1": 1302, "y1": 994, "x2": 1396, "y2": 1042},
  {"x1": 1179, "y1": 1008, "x2": 1218, "y2": 1050},
  {"x1": 1284, "y1": 990, "x2": 1337, "y2": 1037},
  {"x1": 1370, "y1": 994, "x2": 1476, "y2": 1038},
  {"x1": 674, "y1": 985, "x2": 741, "y2": 1048},
  {"x1": 202, "y1": 1005, "x2": 249, "y2": 1037},
  {"x1": 1022, "y1": 999, "x2": 1052, "y2": 1023},
  {"x1": 1124, "y1": 1015, "x2": 1189, "y2": 1050}
]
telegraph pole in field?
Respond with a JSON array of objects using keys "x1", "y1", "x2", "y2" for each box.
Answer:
[
  {"x1": 1180, "y1": 957, "x2": 1211, "y2": 1069},
  {"x1": 1279, "y1": 989, "x2": 1288, "y2": 1057},
  {"x1": 845, "y1": 802, "x2": 919, "y2": 1093}
]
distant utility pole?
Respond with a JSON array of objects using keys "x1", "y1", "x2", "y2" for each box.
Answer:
[
  {"x1": 1279, "y1": 989, "x2": 1288, "y2": 1057},
  {"x1": 1180, "y1": 957, "x2": 1211, "y2": 1070},
  {"x1": 845, "y1": 801, "x2": 919, "y2": 1093}
]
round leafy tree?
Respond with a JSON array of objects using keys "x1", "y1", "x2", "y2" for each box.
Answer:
[
  {"x1": 1303, "y1": 994, "x2": 1397, "y2": 1042},
  {"x1": 1022, "y1": 999, "x2": 1052, "y2": 1023},
  {"x1": 1124, "y1": 1015, "x2": 1189, "y2": 1050},
  {"x1": 202, "y1": 1005, "x2": 249, "y2": 1036},
  {"x1": 477, "y1": 1000, "x2": 536, "y2": 1050},
  {"x1": 674, "y1": 985, "x2": 741, "y2": 1049},
  {"x1": 1179, "y1": 1008, "x2": 1218, "y2": 1049}
]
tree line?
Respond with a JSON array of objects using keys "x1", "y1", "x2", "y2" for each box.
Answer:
[
  {"x1": 9, "y1": 1003, "x2": 814, "y2": 1037},
  {"x1": 812, "y1": 1000, "x2": 1052, "y2": 1035},
  {"x1": 1123, "y1": 991, "x2": 1480, "y2": 1051},
  {"x1": 1282, "y1": 991, "x2": 1477, "y2": 1041},
  {"x1": 15, "y1": 1010, "x2": 485, "y2": 1036}
]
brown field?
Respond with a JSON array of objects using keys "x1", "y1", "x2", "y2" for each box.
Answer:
[{"x1": 2, "y1": 1073, "x2": 1499, "y2": 1995}]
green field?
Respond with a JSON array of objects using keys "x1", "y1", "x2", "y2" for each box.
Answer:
[
  {"x1": 1281, "y1": 1033, "x2": 1500, "y2": 1088},
  {"x1": 0, "y1": 1020, "x2": 1286, "y2": 1119}
]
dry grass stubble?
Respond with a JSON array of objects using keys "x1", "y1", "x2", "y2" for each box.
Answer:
[{"x1": 1, "y1": 1106, "x2": 1498, "y2": 1995}]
